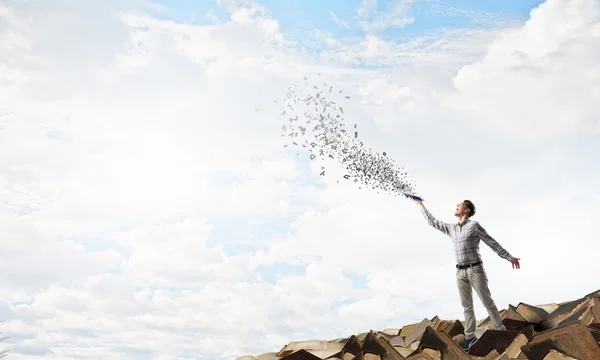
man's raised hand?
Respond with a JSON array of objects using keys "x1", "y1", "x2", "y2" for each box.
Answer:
[{"x1": 411, "y1": 197, "x2": 424, "y2": 207}]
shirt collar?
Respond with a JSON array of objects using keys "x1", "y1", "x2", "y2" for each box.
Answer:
[{"x1": 458, "y1": 218, "x2": 470, "y2": 226}]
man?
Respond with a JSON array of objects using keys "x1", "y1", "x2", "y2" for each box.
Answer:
[{"x1": 411, "y1": 197, "x2": 520, "y2": 350}]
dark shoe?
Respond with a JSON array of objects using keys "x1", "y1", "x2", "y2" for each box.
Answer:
[{"x1": 461, "y1": 336, "x2": 476, "y2": 351}]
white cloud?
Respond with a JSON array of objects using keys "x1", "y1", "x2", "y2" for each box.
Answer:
[
  {"x1": 1, "y1": 0, "x2": 599, "y2": 359},
  {"x1": 329, "y1": 11, "x2": 350, "y2": 29},
  {"x1": 357, "y1": 0, "x2": 378, "y2": 18},
  {"x1": 447, "y1": 0, "x2": 600, "y2": 139},
  {"x1": 356, "y1": 0, "x2": 415, "y2": 32}
]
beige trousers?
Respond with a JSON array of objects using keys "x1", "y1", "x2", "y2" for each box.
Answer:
[{"x1": 456, "y1": 264, "x2": 506, "y2": 339}]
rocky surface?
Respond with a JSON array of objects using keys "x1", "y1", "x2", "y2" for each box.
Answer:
[{"x1": 236, "y1": 289, "x2": 600, "y2": 360}]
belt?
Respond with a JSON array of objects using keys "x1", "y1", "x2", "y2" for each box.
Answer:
[{"x1": 456, "y1": 261, "x2": 482, "y2": 269}]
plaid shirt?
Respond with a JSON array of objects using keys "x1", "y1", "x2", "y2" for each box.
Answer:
[{"x1": 420, "y1": 207, "x2": 513, "y2": 266}]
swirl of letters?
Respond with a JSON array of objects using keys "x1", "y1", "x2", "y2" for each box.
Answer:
[{"x1": 278, "y1": 74, "x2": 419, "y2": 196}]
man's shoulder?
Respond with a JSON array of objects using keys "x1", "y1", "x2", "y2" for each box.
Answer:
[{"x1": 468, "y1": 219, "x2": 481, "y2": 227}]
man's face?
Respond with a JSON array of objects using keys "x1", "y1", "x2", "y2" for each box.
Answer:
[{"x1": 454, "y1": 202, "x2": 468, "y2": 217}]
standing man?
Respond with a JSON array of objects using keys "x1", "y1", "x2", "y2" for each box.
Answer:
[{"x1": 411, "y1": 197, "x2": 520, "y2": 350}]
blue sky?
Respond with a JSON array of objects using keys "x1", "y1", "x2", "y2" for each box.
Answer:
[{"x1": 152, "y1": 0, "x2": 546, "y2": 35}]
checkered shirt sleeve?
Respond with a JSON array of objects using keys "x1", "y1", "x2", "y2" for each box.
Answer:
[
  {"x1": 419, "y1": 207, "x2": 450, "y2": 236},
  {"x1": 476, "y1": 223, "x2": 513, "y2": 261}
]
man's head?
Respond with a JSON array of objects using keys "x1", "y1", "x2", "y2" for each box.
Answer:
[{"x1": 454, "y1": 200, "x2": 476, "y2": 218}]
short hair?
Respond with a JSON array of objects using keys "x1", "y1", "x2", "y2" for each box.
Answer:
[{"x1": 463, "y1": 200, "x2": 476, "y2": 217}]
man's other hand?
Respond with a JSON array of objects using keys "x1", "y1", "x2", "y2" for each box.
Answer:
[{"x1": 510, "y1": 257, "x2": 521, "y2": 269}]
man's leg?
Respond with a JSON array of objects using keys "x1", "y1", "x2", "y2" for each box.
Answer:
[
  {"x1": 470, "y1": 265, "x2": 506, "y2": 331},
  {"x1": 456, "y1": 268, "x2": 477, "y2": 340}
]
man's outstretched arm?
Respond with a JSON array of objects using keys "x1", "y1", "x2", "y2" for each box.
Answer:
[
  {"x1": 476, "y1": 223, "x2": 521, "y2": 269},
  {"x1": 412, "y1": 199, "x2": 451, "y2": 236}
]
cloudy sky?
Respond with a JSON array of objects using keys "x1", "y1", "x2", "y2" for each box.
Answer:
[{"x1": 1, "y1": 0, "x2": 599, "y2": 359}]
